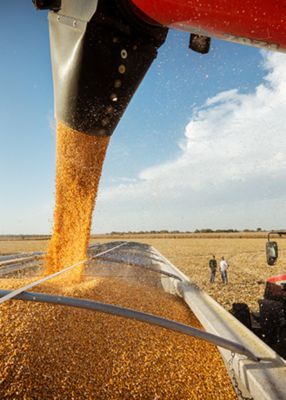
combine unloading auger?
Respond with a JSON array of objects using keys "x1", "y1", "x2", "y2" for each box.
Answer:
[
  {"x1": 33, "y1": 0, "x2": 286, "y2": 137},
  {"x1": 34, "y1": 0, "x2": 168, "y2": 136}
]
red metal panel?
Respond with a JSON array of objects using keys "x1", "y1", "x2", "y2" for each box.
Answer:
[
  {"x1": 131, "y1": 0, "x2": 286, "y2": 51},
  {"x1": 267, "y1": 274, "x2": 286, "y2": 283}
]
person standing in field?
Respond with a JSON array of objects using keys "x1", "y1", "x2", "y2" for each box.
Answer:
[
  {"x1": 209, "y1": 255, "x2": 217, "y2": 283},
  {"x1": 220, "y1": 256, "x2": 229, "y2": 284}
]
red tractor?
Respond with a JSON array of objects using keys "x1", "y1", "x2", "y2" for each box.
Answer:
[{"x1": 233, "y1": 232, "x2": 286, "y2": 358}]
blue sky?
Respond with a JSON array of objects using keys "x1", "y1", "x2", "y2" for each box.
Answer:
[{"x1": 1, "y1": 1, "x2": 286, "y2": 234}]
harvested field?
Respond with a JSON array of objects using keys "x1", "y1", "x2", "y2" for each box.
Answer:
[
  {"x1": 0, "y1": 240, "x2": 48, "y2": 254},
  {"x1": 143, "y1": 237, "x2": 286, "y2": 312},
  {"x1": 1, "y1": 234, "x2": 285, "y2": 311}
]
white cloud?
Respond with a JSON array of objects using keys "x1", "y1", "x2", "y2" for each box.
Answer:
[{"x1": 94, "y1": 51, "x2": 286, "y2": 232}]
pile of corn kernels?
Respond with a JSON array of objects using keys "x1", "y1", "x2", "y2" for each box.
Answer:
[{"x1": 0, "y1": 275, "x2": 236, "y2": 399}]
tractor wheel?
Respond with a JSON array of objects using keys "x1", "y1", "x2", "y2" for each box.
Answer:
[{"x1": 231, "y1": 303, "x2": 252, "y2": 330}]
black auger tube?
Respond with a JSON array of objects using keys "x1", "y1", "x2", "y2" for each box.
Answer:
[{"x1": 45, "y1": 0, "x2": 168, "y2": 135}]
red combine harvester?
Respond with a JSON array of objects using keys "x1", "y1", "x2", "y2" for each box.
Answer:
[{"x1": 131, "y1": 0, "x2": 286, "y2": 52}]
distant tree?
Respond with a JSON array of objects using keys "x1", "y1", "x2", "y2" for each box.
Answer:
[
  {"x1": 256, "y1": 227, "x2": 262, "y2": 232},
  {"x1": 195, "y1": 228, "x2": 213, "y2": 233}
]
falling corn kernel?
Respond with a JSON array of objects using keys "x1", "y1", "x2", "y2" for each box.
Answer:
[{"x1": 45, "y1": 122, "x2": 109, "y2": 281}]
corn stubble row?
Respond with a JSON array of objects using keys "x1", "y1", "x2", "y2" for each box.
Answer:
[{"x1": 0, "y1": 275, "x2": 236, "y2": 399}]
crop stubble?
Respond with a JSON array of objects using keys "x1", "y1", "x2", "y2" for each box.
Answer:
[{"x1": 142, "y1": 237, "x2": 286, "y2": 311}]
